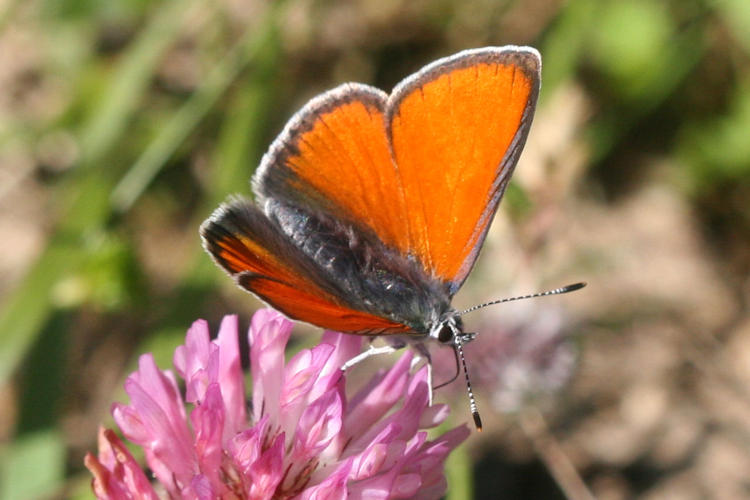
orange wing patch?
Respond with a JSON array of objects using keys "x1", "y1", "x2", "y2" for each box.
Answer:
[{"x1": 388, "y1": 50, "x2": 539, "y2": 287}]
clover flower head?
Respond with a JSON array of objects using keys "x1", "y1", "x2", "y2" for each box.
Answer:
[{"x1": 85, "y1": 309, "x2": 469, "y2": 499}]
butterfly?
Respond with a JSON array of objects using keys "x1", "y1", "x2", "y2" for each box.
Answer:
[{"x1": 201, "y1": 46, "x2": 583, "y2": 430}]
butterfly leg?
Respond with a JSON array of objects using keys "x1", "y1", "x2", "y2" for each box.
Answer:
[
  {"x1": 340, "y1": 343, "x2": 401, "y2": 372},
  {"x1": 413, "y1": 343, "x2": 434, "y2": 406}
]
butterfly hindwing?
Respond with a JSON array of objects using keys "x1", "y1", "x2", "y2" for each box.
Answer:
[{"x1": 200, "y1": 199, "x2": 410, "y2": 335}]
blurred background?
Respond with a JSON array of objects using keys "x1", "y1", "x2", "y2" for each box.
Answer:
[{"x1": 2, "y1": 0, "x2": 750, "y2": 498}]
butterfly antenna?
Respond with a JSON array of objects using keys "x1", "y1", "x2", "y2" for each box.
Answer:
[
  {"x1": 455, "y1": 336, "x2": 482, "y2": 432},
  {"x1": 459, "y1": 282, "x2": 586, "y2": 316}
]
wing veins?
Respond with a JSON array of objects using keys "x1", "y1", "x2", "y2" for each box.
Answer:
[
  {"x1": 414, "y1": 86, "x2": 434, "y2": 272},
  {"x1": 320, "y1": 110, "x2": 374, "y2": 229}
]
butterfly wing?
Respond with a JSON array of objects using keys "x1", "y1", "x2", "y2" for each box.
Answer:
[
  {"x1": 204, "y1": 47, "x2": 540, "y2": 334},
  {"x1": 200, "y1": 200, "x2": 410, "y2": 335},
  {"x1": 386, "y1": 47, "x2": 541, "y2": 294}
]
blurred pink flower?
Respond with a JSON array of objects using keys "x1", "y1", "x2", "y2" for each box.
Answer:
[
  {"x1": 85, "y1": 310, "x2": 469, "y2": 499},
  {"x1": 467, "y1": 306, "x2": 577, "y2": 413}
]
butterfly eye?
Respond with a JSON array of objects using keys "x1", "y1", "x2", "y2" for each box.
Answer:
[{"x1": 437, "y1": 324, "x2": 454, "y2": 344}]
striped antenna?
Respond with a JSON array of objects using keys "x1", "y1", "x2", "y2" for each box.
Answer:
[
  {"x1": 459, "y1": 282, "x2": 586, "y2": 316},
  {"x1": 455, "y1": 335, "x2": 482, "y2": 432}
]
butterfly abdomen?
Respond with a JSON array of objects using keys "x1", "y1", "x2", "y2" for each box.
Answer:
[{"x1": 266, "y1": 199, "x2": 450, "y2": 334}]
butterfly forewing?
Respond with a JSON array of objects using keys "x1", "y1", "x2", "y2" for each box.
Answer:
[
  {"x1": 254, "y1": 85, "x2": 411, "y2": 254},
  {"x1": 386, "y1": 47, "x2": 540, "y2": 293}
]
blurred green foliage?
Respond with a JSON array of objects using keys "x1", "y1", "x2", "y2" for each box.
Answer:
[{"x1": 0, "y1": 0, "x2": 749, "y2": 498}]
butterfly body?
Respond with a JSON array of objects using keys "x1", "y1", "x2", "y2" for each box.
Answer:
[{"x1": 201, "y1": 46, "x2": 541, "y2": 347}]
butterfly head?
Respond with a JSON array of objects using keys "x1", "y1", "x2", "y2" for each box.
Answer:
[{"x1": 429, "y1": 313, "x2": 476, "y2": 346}]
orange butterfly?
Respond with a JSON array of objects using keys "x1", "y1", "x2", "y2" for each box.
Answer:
[{"x1": 201, "y1": 46, "x2": 583, "y2": 429}]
